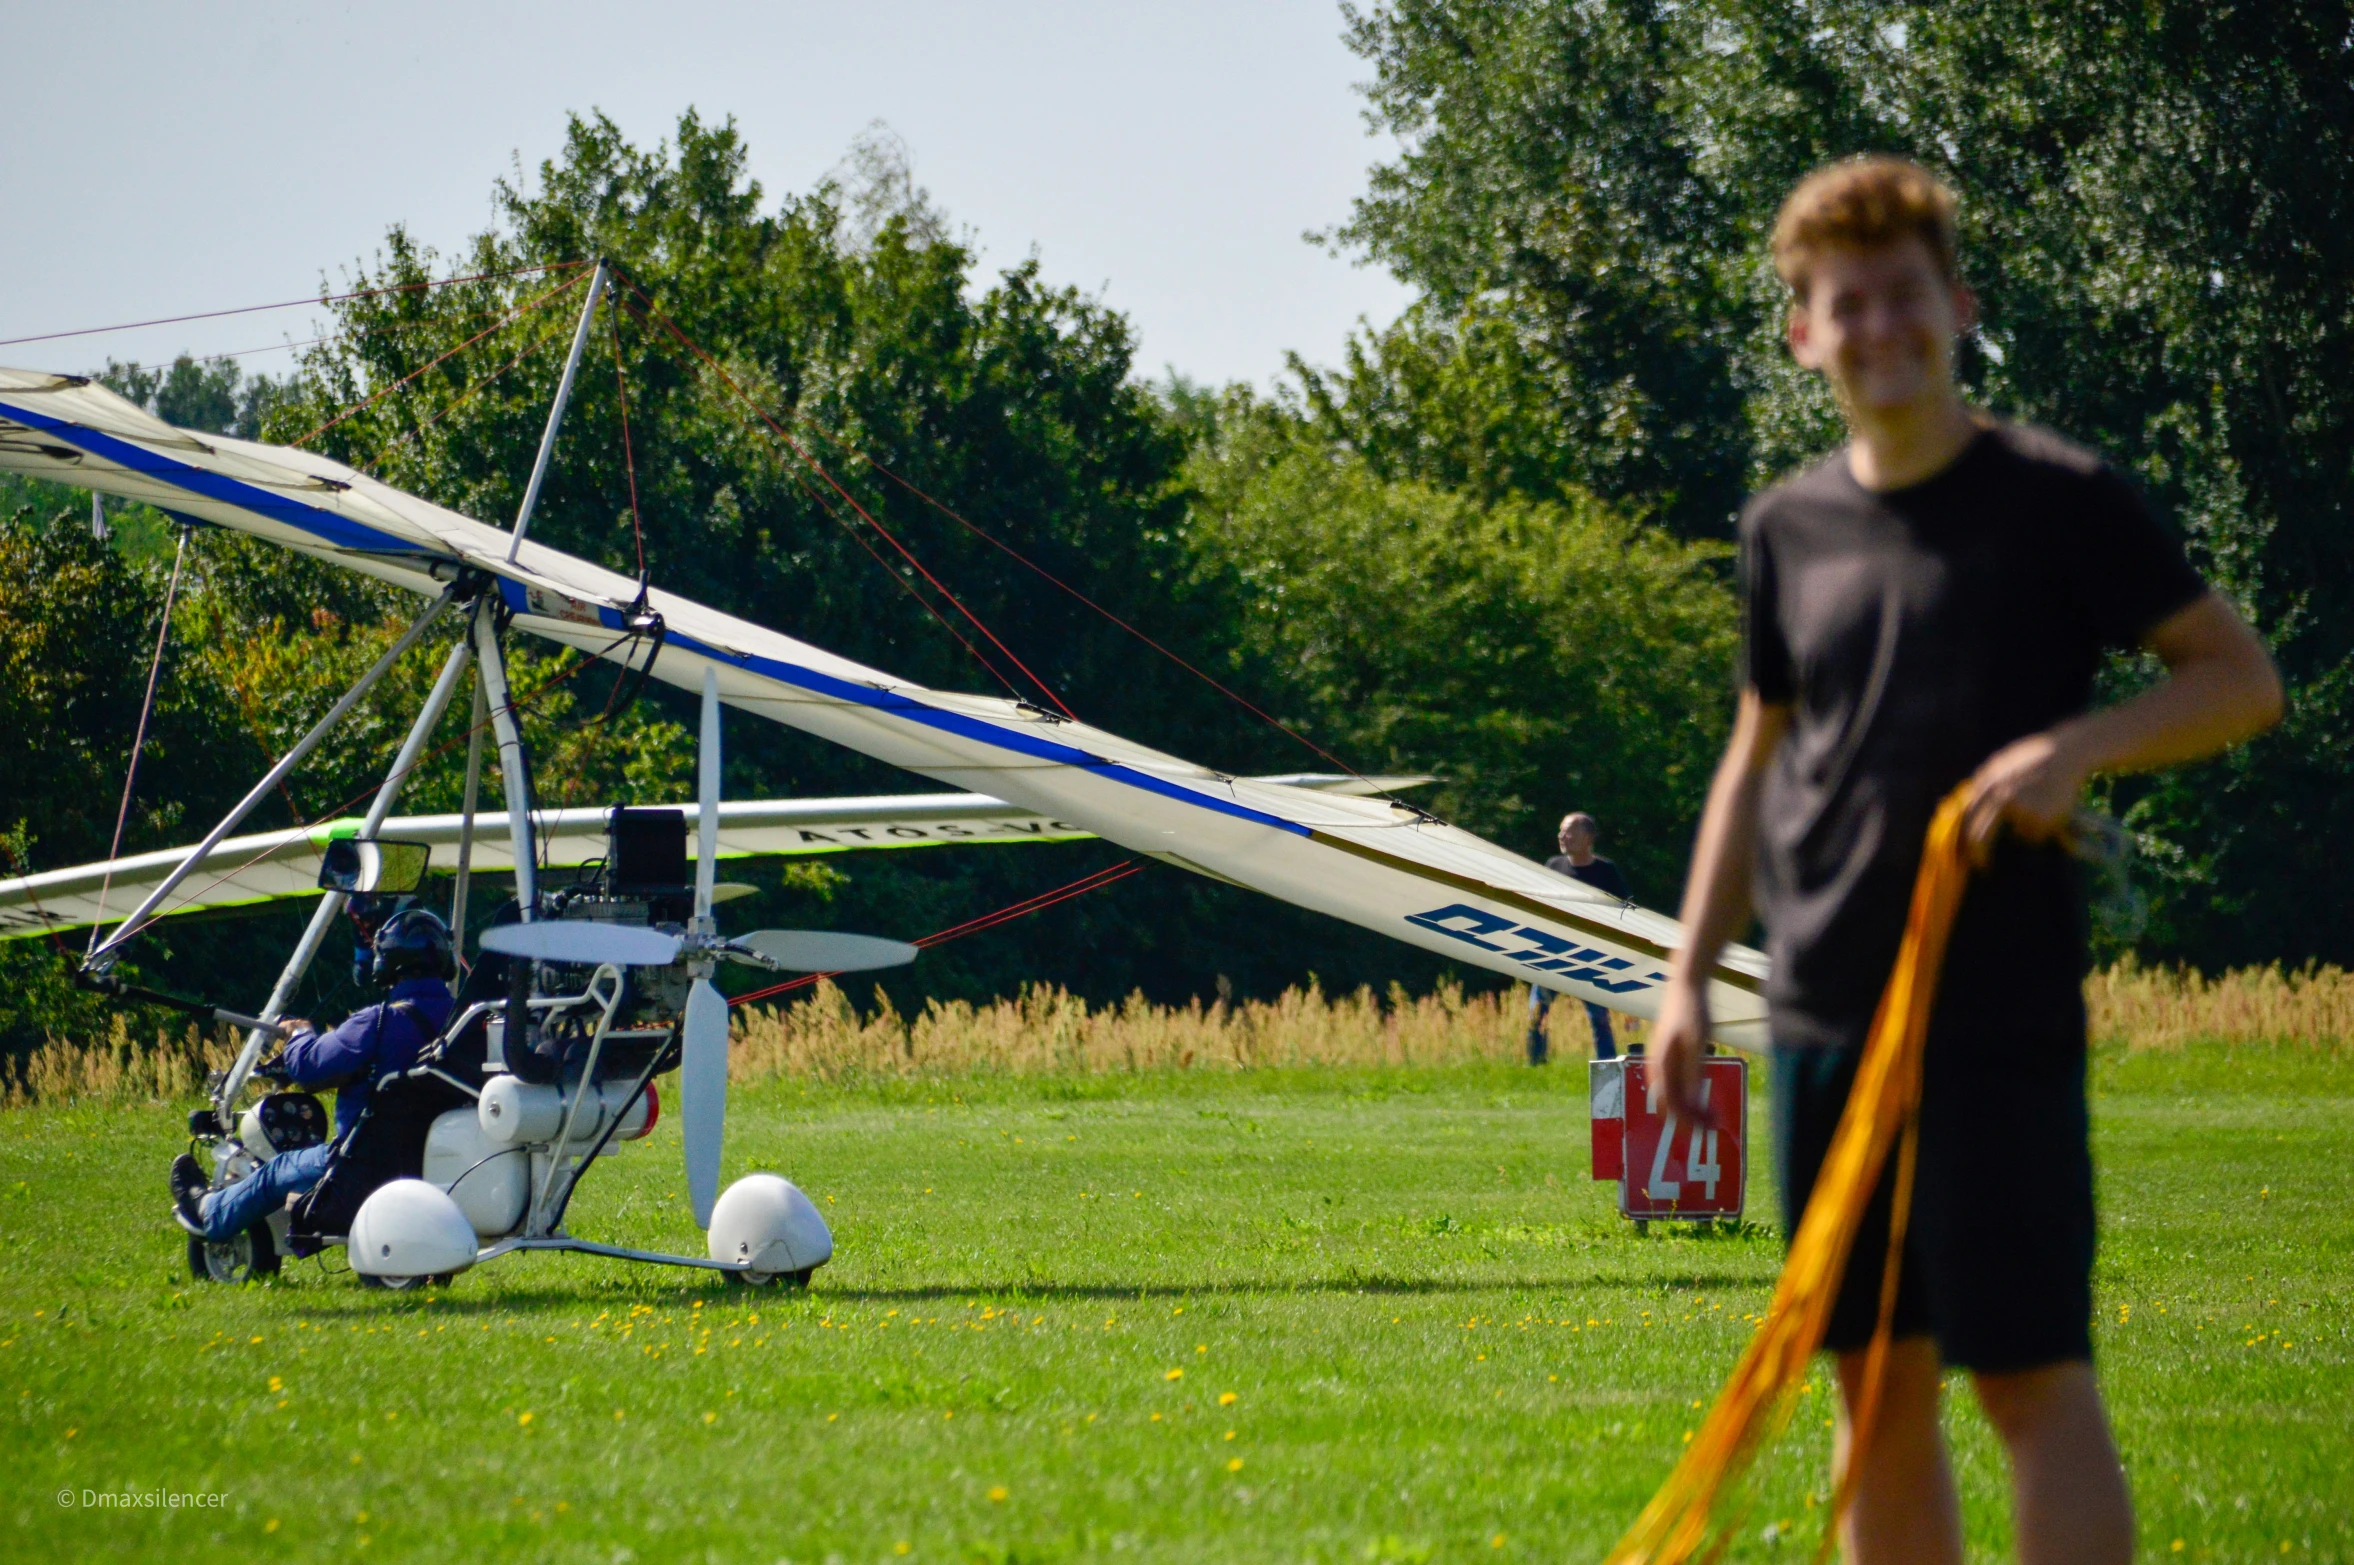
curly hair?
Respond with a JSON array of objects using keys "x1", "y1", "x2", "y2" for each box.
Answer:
[{"x1": 1771, "y1": 156, "x2": 1959, "y2": 299}]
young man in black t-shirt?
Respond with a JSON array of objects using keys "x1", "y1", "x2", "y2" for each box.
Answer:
[{"x1": 1651, "y1": 158, "x2": 2280, "y2": 1564}]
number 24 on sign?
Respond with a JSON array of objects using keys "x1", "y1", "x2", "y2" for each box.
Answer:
[{"x1": 1588, "y1": 1057, "x2": 1746, "y2": 1220}]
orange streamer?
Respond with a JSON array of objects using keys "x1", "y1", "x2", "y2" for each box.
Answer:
[{"x1": 1605, "y1": 783, "x2": 1978, "y2": 1564}]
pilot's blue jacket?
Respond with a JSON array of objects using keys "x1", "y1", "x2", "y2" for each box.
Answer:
[{"x1": 279, "y1": 977, "x2": 454, "y2": 1135}]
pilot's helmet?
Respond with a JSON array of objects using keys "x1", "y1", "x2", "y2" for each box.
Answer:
[{"x1": 371, "y1": 908, "x2": 455, "y2": 986}]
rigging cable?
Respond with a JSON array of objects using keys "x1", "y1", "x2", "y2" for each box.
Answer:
[
  {"x1": 856, "y1": 451, "x2": 1379, "y2": 788},
  {"x1": 606, "y1": 287, "x2": 649, "y2": 584},
  {"x1": 604, "y1": 288, "x2": 1026, "y2": 704},
  {"x1": 0, "y1": 259, "x2": 589, "y2": 351},
  {"x1": 356, "y1": 305, "x2": 591, "y2": 477},
  {"x1": 293, "y1": 267, "x2": 591, "y2": 449},
  {"x1": 725, "y1": 858, "x2": 1146, "y2": 1010},
  {"x1": 613, "y1": 278, "x2": 1078, "y2": 720},
  {"x1": 82, "y1": 524, "x2": 191, "y2": 953},
  {"x1": 615, "y1": 275, "x2": 1371, "y2": 783}
]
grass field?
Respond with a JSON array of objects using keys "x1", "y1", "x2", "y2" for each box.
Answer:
[{"x1": 4, "y1": 1044, "x2": 2349, "y2": 1562}]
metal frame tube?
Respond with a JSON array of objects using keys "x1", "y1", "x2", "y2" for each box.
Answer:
[
  {"x1": 218, "y1": 634, "x2": 475, "y2": 1109},
  {"x1": 506, "y1": 259, "x2": 607, "y2": 563},
  {"x1": 450, "y1": 661, "x2": 489, "y2": 960},
  {"x1": 469, "y1": 608, "x2": 538, "y2": 917},
  {"x1": 86, "y1": 586, "x2": 458, "y2": 968}
]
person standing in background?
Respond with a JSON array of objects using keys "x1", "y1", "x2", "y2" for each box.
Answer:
[{"x1": 1527, "y1": 811, "x2": 1635, "y2": 1064}]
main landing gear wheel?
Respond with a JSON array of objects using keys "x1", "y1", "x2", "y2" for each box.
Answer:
[
  {"x1": 187, "y1": 1225, "x2": 281, "y2": 1285},
  {"x1": 358, "y1": 1271, "x2": 454, "y2": 1291},
  {"x1": 734, "y1": 1267, "x2": 815, "y2": 1290}
]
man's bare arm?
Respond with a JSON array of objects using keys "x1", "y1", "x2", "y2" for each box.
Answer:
[
  {"x1": 1965, "y1": 591, "x2": 2283, "y2": 853},
  {"x1": 1652, "y1": 689, "x2": 1791, "y2": 1118}
]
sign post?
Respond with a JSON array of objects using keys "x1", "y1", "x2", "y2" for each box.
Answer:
[{"x1": 1589, "y1": 1056, "x2": 1747, "y2": 1227}]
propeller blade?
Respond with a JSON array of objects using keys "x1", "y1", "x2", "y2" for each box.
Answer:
[
  {"x1": 680, "y1": 975, "x2": 729, "y2": 1228},
  {"x1": 695, "y1": 667, "x2": 720, "y2": 926},
  {"x1": 480, "y1": 921, "x2": 683, "y2": 967},
  {"x1": 725, "y1": 929, "x2": 921, "y2": 973}
]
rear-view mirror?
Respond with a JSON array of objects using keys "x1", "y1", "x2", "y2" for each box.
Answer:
[{"x1": 317, "y1": 837, "x2": 432, "y2": 895}]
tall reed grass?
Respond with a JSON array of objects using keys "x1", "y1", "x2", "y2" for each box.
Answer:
[{"x1": 6, "y1": 963, "x2": 2347, "y2": 1107}]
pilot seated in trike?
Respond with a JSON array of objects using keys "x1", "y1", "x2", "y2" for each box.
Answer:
[{"x1": 170, "y1": 909, "x2": 455, "y2": 1244}]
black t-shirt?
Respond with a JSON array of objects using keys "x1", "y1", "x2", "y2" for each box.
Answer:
[
  {"x1": 1740, "y1": 424, "x2": 2205, "y2": 1050},
  {"x1": 1546, "y1": 853, "x2": 1633, "y2": 902}
]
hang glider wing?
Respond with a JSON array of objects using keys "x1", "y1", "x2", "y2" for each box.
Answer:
[
  {"x1": 0, "y1": 776, "x2": 1431, "y2": 943},
  {"x1": 0, "y1": 370, "x2": 1769, "y2": 1045},
  {"x1": 0, "y1": 796, "x2": 1084, "y2": 941}
]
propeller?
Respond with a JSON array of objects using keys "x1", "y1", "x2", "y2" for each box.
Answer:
[
  {"x1": 725, "y1": 929, "x2": 918, "y2": 972},
  {"x1": 682, "y1": 667, "x2": 727, "y2": 1228},
  {"x1": 480, "y1": 921, "x2": 683, "y2": 967},
  {"x1": 479, "y1": 664, "x2": 920, "y2": 1230}
]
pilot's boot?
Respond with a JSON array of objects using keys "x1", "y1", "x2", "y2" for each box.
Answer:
[{"x1": 169, "y1": 1153, "x2": 207, "y2": 1236}]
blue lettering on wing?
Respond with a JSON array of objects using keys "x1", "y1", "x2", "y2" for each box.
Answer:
[
  {"x1": 1403, "y1": 904, "x2": 1521, "y2": 951},
  {"x1": 1404, "y1": 904, "x2": 1656, "y2": 993}
]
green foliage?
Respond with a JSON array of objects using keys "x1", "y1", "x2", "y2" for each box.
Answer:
[
  {"x1": 1335, "y1": 0, "x2": 2354, "y2": 968},
  {"x1": 1186, "y1": 397, "x2": 1736, "y2": 896},
  {"x1": 102, "y1": 353, "x2": 296, "y2": 440}
]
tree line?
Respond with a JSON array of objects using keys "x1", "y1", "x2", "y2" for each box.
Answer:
[{"x1": 5, "y1": 2, "x2": 2347, "y2": 1055}]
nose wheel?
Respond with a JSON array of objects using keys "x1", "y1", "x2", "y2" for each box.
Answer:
[{"x1": 187, "y1": 1225, "x2": 280, "y2": 1285}]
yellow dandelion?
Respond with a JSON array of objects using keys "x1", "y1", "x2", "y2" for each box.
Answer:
[
  {"x1": 1224, "y1": 1429, "x2": 1237, "y2": 1441},
  {"x1": 1226, "y1": 1458, "x2": 1244, "y2": 1472},
  {"x1": 268, "y1": 1376, "x2": 283, "y2": 1392},
  {"x1": 702, "y1": 1411, "x2": 717, "y2": 1425},
  {"x1": 518, "y1": 1411, "x2": 533, "y2": 1426},
  {"x1": 988, "y1": 1485, "x2": 1008, "y2": 1502},
  {"x1": 1165, "y1": 1367, "x2": 1184, "y2": 1381},
  {"x1": 1219, "y1": 1392, "x2": 1237, "y2": 1406},
  {"x1": 265, "y1": 1519, "x2": 280, "y2": 1534}
]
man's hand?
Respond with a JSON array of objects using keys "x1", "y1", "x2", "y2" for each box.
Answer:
[
  {"x1": 1650, "y1": 976, "x2": 1713, "y2": 1122},
  {"x1": 1963, "y1": 730, "x2": 2091, "y2": 862}
]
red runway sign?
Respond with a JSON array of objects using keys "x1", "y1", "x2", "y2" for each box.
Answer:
[{"x1": 1589, "y1": 1056, "x2": 1747, "y2": 1221}]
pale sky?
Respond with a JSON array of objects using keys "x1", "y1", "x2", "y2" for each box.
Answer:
[{"x1": 0, "y1": 1, "x2": 1413, "y2": 390}]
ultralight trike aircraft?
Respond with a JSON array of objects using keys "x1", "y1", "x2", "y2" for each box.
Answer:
[{"x1": 0, "y1": 261, "x2": 1771, "y2": 1289}]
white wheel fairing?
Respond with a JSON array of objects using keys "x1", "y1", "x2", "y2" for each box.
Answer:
[
  {"x1": 349, "y1": 1179, "x2": 479, "y2": 1279},
  {"x1": 707, "y1": 1174, "x2": 833, "y2": 1277}
]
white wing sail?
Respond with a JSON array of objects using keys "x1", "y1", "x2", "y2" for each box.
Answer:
[
  {"x1": 0, "y1": 369, "x2": 1769, "y2": 1045},
  {"x1": 0, "y1": 796, "x2": 1090, "y2": 940}
]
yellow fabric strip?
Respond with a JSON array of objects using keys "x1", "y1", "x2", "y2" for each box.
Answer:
[{"x1": 1605, "y1": 783, "x2": 1978, "y2": 1565}]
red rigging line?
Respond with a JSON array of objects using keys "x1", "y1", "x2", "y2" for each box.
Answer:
[
  {"x1": 358, "y1": 307, "x2": 586, "y2": 477},
  {"x1": 602, "y1": 270, "x2": 1367, "y2": 785},
  {"x1": 0, "y1": 260, "x2": 590, "y2": 351},
  {"x1": 608, "y1": 278, "x2": 1079, "y2": 721},
  {"x1": 605, "y1": 296, "x2": 648, "y2": 582},
  {"x1": 603, "y1": 287, "x2": 1026, "y2": 703},
  {"x1": 294, "y1": 269, "x2": 591, "y2": 449},
  {"x1": 725, "y1": 859, "x2": 1145, "y2": 1010},
  {"x1": 855, "y1": 452, "x2": 1379, "y2": 787},
  {"x1": 774, "y1": 455, "x2": 1030, "y2": 703}
]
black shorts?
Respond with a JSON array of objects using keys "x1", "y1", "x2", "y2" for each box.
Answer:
[{"x1": 1771, "y1": 1022, "x2": 2096, "y2": 1374}]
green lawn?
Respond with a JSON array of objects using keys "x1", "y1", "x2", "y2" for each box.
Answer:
[{"x1": 3, "y1": 1048, "x2": 2347, "y2": 1562}]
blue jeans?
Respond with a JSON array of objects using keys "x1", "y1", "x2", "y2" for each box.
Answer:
[
  {"x1": 201, "y1": 1142, "x2": 333, "y2": 1242},
  {"x1": 1528, "y1": 986, "x2": 1618, "y2": 1060}
]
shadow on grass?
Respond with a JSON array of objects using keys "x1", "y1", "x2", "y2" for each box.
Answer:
[{"x1": 246, "y1": 1263, "x2": 1770, "y2": 1318}]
